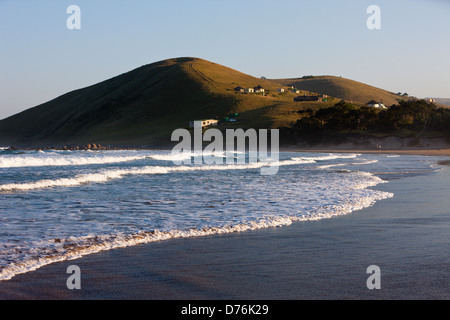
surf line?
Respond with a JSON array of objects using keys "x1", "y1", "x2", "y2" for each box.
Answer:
[{"x1": 171, "y1": 122, "x2": 280, "y2": 175}]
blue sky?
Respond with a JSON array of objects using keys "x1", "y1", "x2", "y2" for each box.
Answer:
[{"x1": 0, "y1": 0, "x2": 449, "y2": 119}]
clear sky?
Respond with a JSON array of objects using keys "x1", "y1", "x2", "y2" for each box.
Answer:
[{"x1": 0, "y1": 0, "x2": 449, "y2": 120}]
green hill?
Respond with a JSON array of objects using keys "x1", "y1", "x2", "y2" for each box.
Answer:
[
  {"x1": 275, "y1": 75, "x2": 404, "y2": 106},
  {"x1": 0, "y1": 58, "x2": 413, "y2": 147},
  {"x1": 0, "y1": 58, "x2": 237, "y2": 147}
]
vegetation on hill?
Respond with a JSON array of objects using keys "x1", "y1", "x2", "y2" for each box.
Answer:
[{"x1": 284, "y1": 99, "x2": 450, "y2": 144}]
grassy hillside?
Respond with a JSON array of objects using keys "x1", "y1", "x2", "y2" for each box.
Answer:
[
  {"x1": 0, "y1": 58, "x2": 334, "y2": 147},
  {"x1": 288, "y1": 99, "x2": 450, "y2": 147},
  {"x1": 434, "y1": 98, "x2": 450, "y2": 107},
  {"x1": 0, "y1": 57, "x2": 423, "y2": 147},
  {"x1": 0, "y1": 58, "x2": 233, "y2": 146},
  {"x1": 274, "y1": 76, "x2": 405, "y2": 107}
]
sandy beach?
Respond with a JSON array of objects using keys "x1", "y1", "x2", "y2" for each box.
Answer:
[{"x1": 0, "y1": 151, "x2": 449, "y2": 300}]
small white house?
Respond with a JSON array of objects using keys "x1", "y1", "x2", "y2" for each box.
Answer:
[
  {"x1": 277, "y1": 88, "x2": 285, "y2": 93},
  {"x1": 189, "y1": 119, "x2": 219, "y2": 128},
  {"x1": 245, "y1": 88, "x2": 254, "y2": 93},
  {"x1": 367, "y1": 100, "x2": 387, "y2": 109}
]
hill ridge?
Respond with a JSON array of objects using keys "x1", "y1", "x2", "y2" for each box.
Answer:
[{"x1": 273, "y1": 75, "x2": 403, "y2": 106}]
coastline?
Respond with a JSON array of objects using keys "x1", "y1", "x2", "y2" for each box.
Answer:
[
  {"x1": 4, "y1": 143, "x2": 450, "y2": 158},
  {"x1": 6, "y1": 145, "x2": 450, "y2": 158},
  {"x1": 0, "y1": 154, "x2": 449, "y2": 299},
  {"x1": 280, "y1": 147, "x2": 450, "y2": 157}
]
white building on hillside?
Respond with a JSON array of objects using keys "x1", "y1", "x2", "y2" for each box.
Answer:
[
  {"x1": 367, "y1": 100, "x2": 387, "y2": 109},
  {"x1": 189, "y1": 119, "x2": 219, "y2": 128}
]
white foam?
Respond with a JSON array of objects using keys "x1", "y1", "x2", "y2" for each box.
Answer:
[
  {"x1": 0, "y1": 157, "x2": 313, "y2": 192},
  {"x1": 148, "y1": 153, "x2": 195, "y2": 161},
  {"x1": 0, "y1": 151, "x2": 358, "y2": 169},
  {"x1": 0, "y1": 154, "x2": 149, "y2": 168},
  {"x1": 0, "y1": 166, "x2": 169, "y2": 191},
  {"x1": 317, "y1": 159, "x2": 379, "y2": 169},
  {"x1": 148, "y1": 151, "x2": 230, "y2": 162},
  {"x1": 357, "y1": 160, "x2": 379, "y2": 165},
  {"x1": 293, "y1": 153, "x2": 360, "y2": 162}
]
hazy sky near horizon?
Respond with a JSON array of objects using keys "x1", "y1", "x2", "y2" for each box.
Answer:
[{"x1": 0, "y1": 0, "x2": 449, "y2": 120}]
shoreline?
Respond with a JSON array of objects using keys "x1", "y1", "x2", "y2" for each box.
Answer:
[
  {"x1": 0, "y1": 156, "x2": 449, "y2": 299},
  {"x1": 4, "y1": 144, "x2": 450, "y2": 158},
  {"x1": 279, "y1": 147, "x2": 450, "y2": 157}
]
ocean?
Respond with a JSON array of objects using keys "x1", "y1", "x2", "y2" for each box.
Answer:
[{"x1": 0, "y1": 148, "x2": 443, "y2": 281}]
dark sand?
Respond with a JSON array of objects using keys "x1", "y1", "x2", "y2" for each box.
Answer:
[{"x1": 1, "y1": 158, "x2": 450, "y2": 300}]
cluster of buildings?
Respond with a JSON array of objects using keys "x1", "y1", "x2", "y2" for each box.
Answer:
[
  {"x1": 190, "y1": 86, "x2": 393, "y2": 128},
  {"x1": 234, "y1": 84, "x2": 332, "y2": 102},
  {"x1": 189, "y1": 119, "x2": 219, "y2": 128},
  {"x1": 234, "y1": 85, "x2": 305, "y2": 95},
  {"x1": 234, "y1": 85, "x2": 265, "y2": 94}
]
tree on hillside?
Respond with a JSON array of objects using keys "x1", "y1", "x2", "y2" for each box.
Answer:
[{"x1": 294, "y1": 99, "x2": 449, "y2": 135}]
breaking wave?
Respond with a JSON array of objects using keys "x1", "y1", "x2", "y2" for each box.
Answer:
[
  {"x1": 0, "y1": 158, "x2": 304, "y2": 192},
  {"x1": 317, "y1": 159, "x2": 379, "y2": 169},
  {"x1": 0, "y1": 154, "x2": 149, "y2": 168},
  {"x1": 291, "y1": 153, "x2": 360, "y2": 162}
]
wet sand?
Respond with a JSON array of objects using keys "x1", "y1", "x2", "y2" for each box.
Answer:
[{"x1": 1, "y1": 156, "x2": 449, "y2": 300}]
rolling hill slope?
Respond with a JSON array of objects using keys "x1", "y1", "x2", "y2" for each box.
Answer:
[
  {"x1": 0, "y1": 58, "x2": 309, "y2": 146},
  {"x1": 0, "y1": 58, "x2": 235, "y2": 146},
  {"x1": 275, "y1": 76, "x2": 403, "y2": 106}
]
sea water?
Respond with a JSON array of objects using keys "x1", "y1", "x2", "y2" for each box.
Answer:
[{"x1": 0, "y1": 148, "x2": 442, "y2": 280}]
